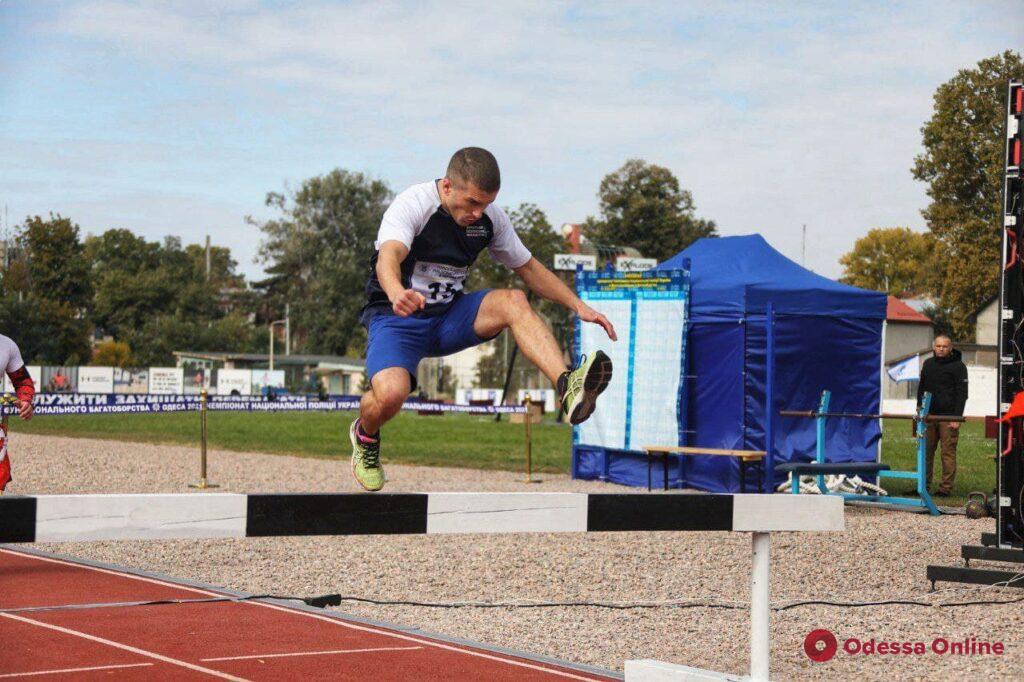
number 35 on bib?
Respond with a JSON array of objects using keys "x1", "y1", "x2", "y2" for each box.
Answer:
[{"x1": 411, "y1": 261, "x2": 468, "y2": 305}]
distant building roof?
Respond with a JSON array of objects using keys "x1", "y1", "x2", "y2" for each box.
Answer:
[
  {"x1": 173, "y1": 351, "x2": 364, "y2": 369},
  {"x1": 887, "y1": 296, "x2": 932, "y2": 324},
  {"x1": 900, "y1": 298, "x2": 934, "y2": 313}
]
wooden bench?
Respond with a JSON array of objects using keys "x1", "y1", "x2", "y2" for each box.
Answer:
[{"x1": 642, "y1": 446, "x2": 767, "y2": 493}]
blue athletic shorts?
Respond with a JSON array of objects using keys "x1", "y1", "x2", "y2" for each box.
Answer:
[{"x1": 364, "y1": 290, "x2": 494, "y2": 388}]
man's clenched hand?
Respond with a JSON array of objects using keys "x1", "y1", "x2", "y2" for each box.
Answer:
[{"x1": 392, "y1": 289, "x2": 427, "y2": 317}]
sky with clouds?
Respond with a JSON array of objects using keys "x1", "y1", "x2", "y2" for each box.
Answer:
[{"x1": 1, "y1": 1, "x2": 1022, "y2": 281}]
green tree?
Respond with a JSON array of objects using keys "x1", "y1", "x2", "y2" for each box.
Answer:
[
  {"x1": 585, "y1": 159, "x2": 717, "y2": 262},
  {"x1": 912, "y1": 50, "x2": 1024, "y2": 337},
  {"x1": 839, "y1": 227, "x2": 934, "y2": 295},
  {"x1": 19, "y1": 214, "x2": 93, "y2": 311},
  {"x1": 86, "y1": 229, "x2": 166, "y2": 339},
  {"x1": 0, "y1": 260, "x2": 30, "y2": 297},
  {"x1": 132, "y1": 311, "x2": 260, "y2": 367},
  {"x1": 253, "y1": 169, "x2": 393, "y2": 356},
  {"x1": 0, "y1": 296, "x2": 91, "y2": 364},
  {"x1": 91, "y1": 340, "x2": 134, "y2": 367},
  {"x1": 86, "y1": 229, "x2": 259, "y2": 365},
  {"x1": 0, "y1": 215, "x2": 93, "y2": 363}
]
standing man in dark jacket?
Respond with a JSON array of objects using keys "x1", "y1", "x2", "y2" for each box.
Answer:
[{"x1": 917, "y1": 334, "x2": 968, "y2": 496}]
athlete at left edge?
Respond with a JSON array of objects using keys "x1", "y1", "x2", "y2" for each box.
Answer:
[
  {"x1": 350, "y1": 147, "x2": 616, "y2": 492},
  {"x1": 0, "y1": 333, "x2": 37, "y2": 492}
]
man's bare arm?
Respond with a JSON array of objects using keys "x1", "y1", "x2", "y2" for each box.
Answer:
[
  {"x1": 513, "y1": 257, "x2": 617, "y2": 341},
  {"x1": 513, "y1": 257, "x2": 579, "y2": 308},
  {"x1": 377, "y1": 241, "x2": 425, "y2": 317}
]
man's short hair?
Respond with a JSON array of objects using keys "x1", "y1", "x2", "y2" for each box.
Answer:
[
  {"x1": 446, "y1": 147, "x2": 500, "y2": 193},
  {"x1": 934, "y1": 334, "x2": 952, "y2": 343}
]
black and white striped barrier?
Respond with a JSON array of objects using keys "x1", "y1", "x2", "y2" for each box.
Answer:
[{"x1": 0, "y1": 493, "x2": 842, "y2": 681}]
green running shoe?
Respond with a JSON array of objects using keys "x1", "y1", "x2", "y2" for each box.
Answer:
[
  {"x1": 349, "y1": 419, "x2": 385, "y2": 492},
  {"x1": 558, "y1": 350, "x2": 613, "y2": 425}
]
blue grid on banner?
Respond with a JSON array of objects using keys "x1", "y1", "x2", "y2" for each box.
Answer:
[
  {"x1": 624, "y1": 296, "x2": 638, "y2": 451},
  {"x1": 573, "y1": 269, "x2": 689, "y2": 456}
]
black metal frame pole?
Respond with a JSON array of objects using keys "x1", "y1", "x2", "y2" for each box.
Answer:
[
  {"x1": 494, "y1": 343, "x2": 520, "y2": 423},
  {"x1": 999, "y1": 80, "x2": 1024, "y2": 546}
]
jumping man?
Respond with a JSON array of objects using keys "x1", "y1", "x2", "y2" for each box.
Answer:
[{"x1": 351, "y1": 147, "x2": 616, "y2": 491}]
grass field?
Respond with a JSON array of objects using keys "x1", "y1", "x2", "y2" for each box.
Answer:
[
  {"x1": 10, "y1": 411, "x2": 999, "y2": 506},
  {"x1": 878, "y1": 418, "x2": 994, "y2": 508},
  {"x1": 11, "y1": 410, "x2": 569, "y2": 473}
]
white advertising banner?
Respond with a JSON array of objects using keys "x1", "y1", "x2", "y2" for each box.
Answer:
[
  {"x1": 251, "y1": 369, "x2": 285, "y2": 394},
  {"x1": 218, "y1": 369, "x2": 252, "y2": 396},
  {"x1": 148, "y1": 367, "x2": 184, "y2": 395},
  {"x1": 615, "y1": 256, "x2": 658, "y2": 272},
  {"x1": 114, "y1": 368, "x2": 148, "y2": 393},
  {"x1": 77, "y1": 367, "x2": 115, "y2": 394},
  {"x1": 455, "y1": 388, "x2": 504, "y2": 405},
  {"x1": 553, "y1": 253, "x2": 597, "y2": 271}
]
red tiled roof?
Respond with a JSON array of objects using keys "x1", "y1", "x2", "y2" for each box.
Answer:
[{"x1": 887, "y1": 296, "x2": 932, "y2": 324}]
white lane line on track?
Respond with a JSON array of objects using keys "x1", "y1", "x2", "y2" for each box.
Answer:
[
  {"x1": 0, "y1": 613, "x2": 248, "y2": 681},
  {"x1": 1, "y1": 548, "x2": 611, "y2": 681},
  {"x1": 201, "y1": 646, "x2": 423, "y2": 662},
  {"x1": 0, "y1": 663, "x2": 153, "y2": 678}
]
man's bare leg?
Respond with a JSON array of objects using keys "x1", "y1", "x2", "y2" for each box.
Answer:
[
  {"x1": 474, "y1": 288, "x2": 612, "y2": 424},
  {"x1": 350, "y1": 367, "x2": 410, "y2": 491},
  {"x1": 473, "y1": 289, "x2": 567, "y2": 384},
  {"x1": 359, "y1": 367, "x2": 411, "y2": 435}
]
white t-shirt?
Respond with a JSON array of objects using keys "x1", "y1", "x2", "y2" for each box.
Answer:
[
  {"x1": 363, "y1": 181, "x2": 532, "y2": 318},
  {"x1": 0, "y1": 335, "x2": 25, "y2": 375}
]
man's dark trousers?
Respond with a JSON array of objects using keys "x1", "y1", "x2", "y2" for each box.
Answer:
[{"x1": 924, "y1": 422, "x2": 959, "y2": 495}]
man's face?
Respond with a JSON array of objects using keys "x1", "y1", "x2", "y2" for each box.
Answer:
[
  {"x1": 933, "y1": 337, "x2": 952, "y2": 358},
  {"x1": 439, "y1": 178, "x2": 498, "y2": 226}
]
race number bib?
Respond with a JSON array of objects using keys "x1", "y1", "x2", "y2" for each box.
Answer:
[{"x1": 411, "y1": 261, "x2": 468, "y2": 305}]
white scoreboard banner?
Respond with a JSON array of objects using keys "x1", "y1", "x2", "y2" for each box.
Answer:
[{"x1": 575, "y1": 270, "x2": 689, "y2": 452}]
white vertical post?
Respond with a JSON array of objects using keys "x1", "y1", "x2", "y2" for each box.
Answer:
[
  {"x1": 750, "y1": 531, "x2": 770, "y2": 681},
  {"x1": 268, "y1": 325, "x2": 275, "y2": 371}
]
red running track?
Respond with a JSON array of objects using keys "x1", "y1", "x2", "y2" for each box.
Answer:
[{"x1": 0, "y1": 548, "x2": 618, "y2": 680}]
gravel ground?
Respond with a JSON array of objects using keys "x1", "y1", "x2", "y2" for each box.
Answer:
[{"x1": 6, "y1": 433, "x2": 1024, "y2": 680}]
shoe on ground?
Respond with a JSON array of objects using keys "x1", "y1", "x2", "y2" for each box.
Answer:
[
  {"x1": 559, "y1": 350, "x2": 613, "y2": 425},
  {"x1": 349, "y1": 419, "x2": 385, "y2": 492}
]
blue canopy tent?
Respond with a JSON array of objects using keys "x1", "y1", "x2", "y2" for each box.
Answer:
[{"x1": 571, "y1": 234, "x2": 888, "y2": 492}]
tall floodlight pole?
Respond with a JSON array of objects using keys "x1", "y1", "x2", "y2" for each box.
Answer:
[{"x1": 269, "y1": 319, "x2": 288, "y2": 371}]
